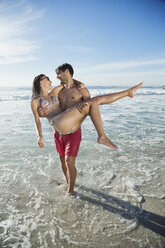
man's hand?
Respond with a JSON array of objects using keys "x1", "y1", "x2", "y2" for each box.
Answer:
[
  {"x1": 77, "y1": 102, "x2": 89, "y2": 115},
  {"x1": 38, "y1": 107, "x2": 48, "y2": 118}
]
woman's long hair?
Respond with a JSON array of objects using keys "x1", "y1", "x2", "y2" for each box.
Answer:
[{"x1": 32, "y1": 74, "x2": 45, "y2": 99}]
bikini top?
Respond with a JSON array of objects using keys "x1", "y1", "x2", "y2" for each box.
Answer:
[{"x1": 40, "y1": 95, "x2": 59, "y2": 108}]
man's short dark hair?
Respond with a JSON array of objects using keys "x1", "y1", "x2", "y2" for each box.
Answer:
[{"x1": 55, "y1": 63, "x2": 74, "y2": 76}]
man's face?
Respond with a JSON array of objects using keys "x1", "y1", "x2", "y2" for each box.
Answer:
[{"x1": 56, "y1": 70, "x2": 67, "y2": 83}]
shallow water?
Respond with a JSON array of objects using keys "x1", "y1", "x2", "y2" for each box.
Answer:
[{"x1": 0, "y1": 86, "x2": 165, "y2": 247}]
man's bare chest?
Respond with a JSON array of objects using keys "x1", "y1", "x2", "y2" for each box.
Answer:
[{"x1": 59, "y1": 88, "x2": 83, "y2": 110}]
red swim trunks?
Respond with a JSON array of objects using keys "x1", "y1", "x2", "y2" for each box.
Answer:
[{"x1": 53, "y1": 128, "x2": 81, "y2": 157}]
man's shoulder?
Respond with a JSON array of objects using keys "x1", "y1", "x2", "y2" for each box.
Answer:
[
  {"x1": 73, "y1": 79, "x2": 86, "y2": 89},
  {"x1": 72, "y1": 86, "x2": 89, "y2": 96},
  {"x1": 79, "y1": 86, "x2": 89, "y2": 92}
]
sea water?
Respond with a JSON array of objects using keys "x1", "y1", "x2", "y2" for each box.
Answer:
[{"x1": 0, "y1": 86, "x2": 164, "y2": 248}]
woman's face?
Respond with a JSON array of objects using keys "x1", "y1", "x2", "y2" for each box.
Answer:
[{"x1": 40, "y1": 76, "x2": 52, "y2": 89}]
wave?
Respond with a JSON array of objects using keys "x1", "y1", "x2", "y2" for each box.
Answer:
[
  {"x1": 0, "y1": 87, "x2": 164, "y2": 102},
  {"x1": 89, "y1": 87, "x2": 165, "y2": 97},
  {"x1": 0, "y1": 95, "x2": 30, "y2": 102}
]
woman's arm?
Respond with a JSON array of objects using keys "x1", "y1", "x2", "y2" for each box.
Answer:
[
  {"x1": 31, "y1": 99, "x2": 44, "y2": 148},
  {"x1": 49, "y1": 84, "x2": 63, "y2": 98}
]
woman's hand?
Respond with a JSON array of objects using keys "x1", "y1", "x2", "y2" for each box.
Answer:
[{"x1": 38, "y1": 136, "x2": 44, "y2": 148}]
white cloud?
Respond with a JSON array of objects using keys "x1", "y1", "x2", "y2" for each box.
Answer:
[
  {"x1": 0, "y1": 55, "x2": 37, "y2": 64},
  {"x1": 0, "y1": 0, "x2": 45, "y2": 64},
  {"x1": 0, "y1": 40, "x2": 38, "y2": 56}
]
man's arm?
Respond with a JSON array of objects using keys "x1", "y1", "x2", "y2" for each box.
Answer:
[{"x1": 76, "y1": 87, "x2": 91, "y2": 114}]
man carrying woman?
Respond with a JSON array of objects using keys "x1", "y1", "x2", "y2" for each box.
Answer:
[{"x1": 31, "y1": 63, "x2": 143, "y2": 194}]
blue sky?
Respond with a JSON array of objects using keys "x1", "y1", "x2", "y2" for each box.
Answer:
[{"x1": 0, "y1": 0, "x2": 165, "y2": 87}]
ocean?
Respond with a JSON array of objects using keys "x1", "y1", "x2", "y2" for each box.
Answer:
[{"x1": 0, "y1": 85, "x2": 165, "y2": 248}]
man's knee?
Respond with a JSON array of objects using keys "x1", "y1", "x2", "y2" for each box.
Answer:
[
  {"x1": 90, "y1": 96, "x2": 99, "y2": 105},
  {"x1": 65, "y1": 156, "x2": 76, "y2": 167},
  {"x1": 59, "y1": 155, "x2": 65, "y2": 163}
]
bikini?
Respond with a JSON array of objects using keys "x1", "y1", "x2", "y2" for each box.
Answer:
[{"x1": 40, "y1": 95, "x2": 59, "y2": 108}]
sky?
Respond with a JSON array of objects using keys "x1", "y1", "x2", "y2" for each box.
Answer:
[{"x1": 0, "y1": 0, "x2": 165, "y2": 87}]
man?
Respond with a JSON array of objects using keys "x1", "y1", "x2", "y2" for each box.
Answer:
[{"x1": 53, "y1": 63, "x2": 90, "y2": 195}]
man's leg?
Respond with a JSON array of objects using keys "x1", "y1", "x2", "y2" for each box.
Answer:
[
  {"x1": 59, "y1": 155, "x2": 68, "y2": 184},
  {"x1": 65, "y1": 155, "x2": 77, "y2": 194}
]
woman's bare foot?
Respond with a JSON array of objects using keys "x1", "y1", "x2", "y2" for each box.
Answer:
[
  {"x1": 97, "y1": 135, "x2": 118, "y2": 149},
  {"x1": 128, "y1": 81, "x2": 143, "y2": 98}
]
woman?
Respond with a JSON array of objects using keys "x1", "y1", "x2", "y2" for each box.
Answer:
[{"x1": 31, "y1": 74, "x2": 142, "y2": 149}]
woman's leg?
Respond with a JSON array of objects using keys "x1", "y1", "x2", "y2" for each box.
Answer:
[
  {"x1": 51, "y1": 82, "x2": 143, "y2": 148},
  {"x1": 52, "y1": 103, "x2": 117, "y2": 148},
  {"x1": 78, "y1": 82, "x2": 143, "y2": 148},
  {"x1": 90, "y1": 82, "x2": 143, "y2": 105},
  {"x1": 87, "y1": 100, "x2": 118, "y2": 148}
]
